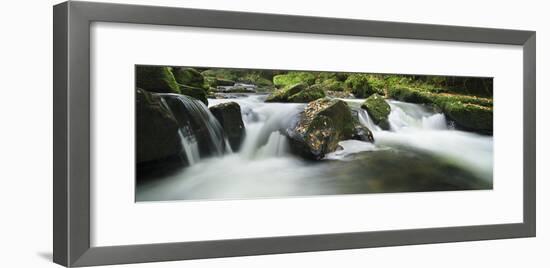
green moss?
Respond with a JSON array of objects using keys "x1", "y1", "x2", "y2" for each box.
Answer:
[
  {"x1": 361, "y1": 94, "x2": 391, "y2": 130},
  {"x1": 265, "y1": 83, "x2": 308, "y2": 102},
  {"x1": 172, "y1": 67, "x2": 205, "y2": 88},
  {"x1": 439, "y1": 101, "x2": 493, "y2": 133},
  {"x1": 180, "y1": 85, "x2": 208, "y2": 105},
  {"x1": 135, "y1": 66, "x2": 180, "y2": 94},
  {"x1": 386, "y1": 87, "x2": 432, "y2": 104},
  {"x1": 273, "y1": 72, "x2": 317, "y2": 88},
  {"x1": 344, "y1": 74, "x2": 378, "y2": 98},
  {"x1": 319, "y1": 79, "x2": 345, "y2": 91},
  {"x1": 288, "y1": 85, "x2": 326, "y2": 103}
]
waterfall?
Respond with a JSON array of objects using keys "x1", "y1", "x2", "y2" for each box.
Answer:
[
  {"x1": 157, "y1": 93, "x2": 232, "y2": 165},
  {"x1": 211, "y1": 95, "x2": 304, "y2": 159}
]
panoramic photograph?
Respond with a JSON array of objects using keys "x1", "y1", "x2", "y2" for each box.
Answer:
[{"x1": 135, "y1": 65, "x2": 493, "y2": 202}]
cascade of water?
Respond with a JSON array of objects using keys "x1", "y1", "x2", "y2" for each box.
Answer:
[
  {"x1": 387, "y1": 100, "x2": 448, "y2": 131},
  {"x1": 158, "y1": 93, "x2": 233, "y2": 165}
]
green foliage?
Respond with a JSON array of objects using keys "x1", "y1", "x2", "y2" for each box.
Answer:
[
  {"x1": 135, "y1": 66, "x2": 180, "y2": 94},
  {"x1": 361, "y1": 94, "x2": 391, "y2": 130},
  {"x1": 273, "y1": 72, "x2": 317, "y2": 88}
]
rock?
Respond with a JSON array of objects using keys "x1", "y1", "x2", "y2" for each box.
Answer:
[
  {"x1": 135, "y1": 88, "x2": 182, "y2": 164},
  {"x1": 265, "y1": 83, "x2": 325, "y2": 103},
  {"x1": 319, "y1": 78, "x2": 345, "y2": 92},
  {"x1": 386, "y1": 87, "x2": 431, "y2": 104},
  {"x1": 172, "y1": 67, "x2": 205, "y2": 88},
  {"x1": 361, "y1": 93, "x2": 391, "y2": 130},
  {"x1": 287, "y1": 84, "x2": 326, "y2": 103},
  {"x1": 135, "y1": 66, "x2": 180, "y2": 94},
  {"x1": 441, "y1": 102, "x2": 493, "y2": 134},
  {"x1": 209, "y1": 102, "x2": 246, "y2": 151},
  {"x1": 284, "y1": 98, "x2": 374, "y2": 160},
  {"x1": 265, "y1": 83, "x2": 308, "y2": 102},
  {"x1": 273, "y1": 72, "x2": 317, "y2": 88},
  {"x1": 180, "y1": 85, "x2": 208, "y2": 105},
  {"x1": 344, "y1": 74, "x2": 377, "y2": 98}
]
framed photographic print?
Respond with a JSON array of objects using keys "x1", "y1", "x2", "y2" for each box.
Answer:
[{"x1": 53, "y1": 1, "x2": 536, "y2": 267}]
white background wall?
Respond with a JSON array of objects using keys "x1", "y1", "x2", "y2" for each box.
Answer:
[{"x1": 0, "y1": 0, "x2": 547, "y2": 267}]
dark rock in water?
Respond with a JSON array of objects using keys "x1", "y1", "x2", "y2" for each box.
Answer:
[
  {"x1": 209, "y1": 102, "x2": 246, "y2": 151},
  {"x1": 135, "y1": 66, "x2": 180, "y2": 94},
  {"x1": 361, "y1": 93, "x2": 391, "y2": 130},
  {"x1": 135, "y1": 88, "x2": 182, "y2": 165},
  {"x1": 284, "y1": 98, "x2": 374, "y2": 160}
]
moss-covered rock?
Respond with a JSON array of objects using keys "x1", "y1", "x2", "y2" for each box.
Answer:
[
  {"x1": 361, "y1": 94, "x2": 391, "y2": 130},
  {"x1": 284, "y1": 98, "x2": 374, "y2": 160},
  {"x1": 344, "y1": 74, "x2": 377, "y2": 98},
  {"x1": 172, "y1": 67, "x2": 205, "y2": 88},
  {"x1": 386, "y1": 87, "x2": 432, "y2": 104},
  {"x1": 209, "y1": 102, "x2": 246, "y2": 151},
  {"x1": 180, "y1": 85, "x2": 208, "y2": 105},
  {"x1": 319, "y1": 78, "x2": 345, "y2": 92},
  {"x1": 287, "y1": 85, "x2": 326, "y2": 103},
  {"x1": 440, "y1": 102, "x2": 493, "y2": 134},
  {"x1": 265, "y1": 83, "x2": 308, "y2": 102},
  {"x1": 135, "y1": 66, "x2": 180, "y2": 94},
  {"x1": 273, "y1": 72, "x2": 316, "y2": 88},
  {"x1": 135, "y1": 88, "x2": 182, "y2": 165}
]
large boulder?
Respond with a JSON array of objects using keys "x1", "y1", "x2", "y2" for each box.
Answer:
[
  {"x1": 361, "y1": 93, "x2": 391, "y2": 130},
  {"x1": 135, "y1": 66, "x2": 180, "y2": 94},
  {"x1": 135, "y1": 88, "x2": 182, "y2": 164},
  {"x1": 283, "y1": 98, "x2": 374, "y2": 160},
  {"x1": 209, "y1": 102, "x2": 246, "y2": 151}
]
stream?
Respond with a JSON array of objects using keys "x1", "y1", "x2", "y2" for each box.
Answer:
[{"x1": 136, "y1": 94, "x2": 493, "y2": 201}]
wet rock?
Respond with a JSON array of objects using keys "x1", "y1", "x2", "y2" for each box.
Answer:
[
  {"x1": 135, "y1": 66, "x2": 180, "y2": 94},
  {"x1": 135, "y1": 88, "x2": 182, "y2": 165},
  {"x1": 284, "y1": 98, "x2": 374, "y2": 160},
  {"x1": 209, "y1": 102, "x2": 246, "y2": 151},
  {"x1": 361, "y1": 93, "x2": 391, "y2": 130}
]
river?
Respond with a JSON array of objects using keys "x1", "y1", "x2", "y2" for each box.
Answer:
[{"x1": 136, "y1": 94, "x2": 493, "y2": 201}]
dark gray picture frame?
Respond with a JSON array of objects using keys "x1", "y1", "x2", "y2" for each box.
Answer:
[{"x1": 53, "y1": 1, "x2": 536, "y2": 267}]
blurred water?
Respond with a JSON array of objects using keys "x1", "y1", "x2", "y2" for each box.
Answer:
[{"x1": 136, "y1": 95, "x2": 492, "y2": 201}]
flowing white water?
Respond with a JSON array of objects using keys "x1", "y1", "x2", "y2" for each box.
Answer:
[
  {"x1": 159, "y1": 93, "x2": 233, "y2": 164},
  {"x1": 137, "y1": 94, "x2": 493, "y2": 201}
]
